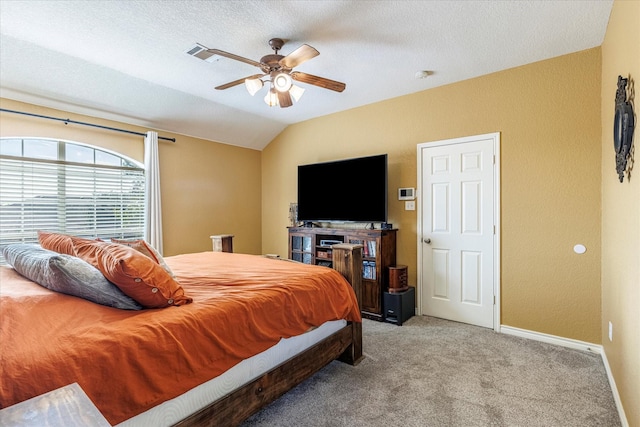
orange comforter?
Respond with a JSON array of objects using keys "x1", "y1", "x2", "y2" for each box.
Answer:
[{"x1": 0, "y1": 252, "x2": 361, "y2": 425}]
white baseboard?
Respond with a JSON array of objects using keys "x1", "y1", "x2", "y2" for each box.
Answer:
[
  {"x1": 600, "y1": 348, "x2": 630, "y2": 427},
  {"x1": 500, "y1": 324, "x2": 628, "y2": 426},
  {"x1": 500, "y1": 325, "x2": 602, "y2": 353}
]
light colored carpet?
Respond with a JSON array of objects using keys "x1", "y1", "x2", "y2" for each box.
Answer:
[{"x1": 243, "y1": 316, "x2": 620, "y2": 427}]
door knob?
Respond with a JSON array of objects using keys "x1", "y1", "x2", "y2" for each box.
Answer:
[{"x1": 424, "y1": 238, "x2": 431, "y2": 244}]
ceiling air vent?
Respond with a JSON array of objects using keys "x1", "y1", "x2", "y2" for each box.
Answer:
[{"x1": 185, "y1": 43, "x2": 218, "y2": 63}]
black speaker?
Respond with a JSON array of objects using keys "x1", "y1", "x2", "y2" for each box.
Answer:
[{"x1": 383, "y1": 287, "x2": 415, "y2": 326}]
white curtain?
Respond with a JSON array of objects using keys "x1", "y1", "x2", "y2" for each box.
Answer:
[{"x1": 144, "y1": 131, "x2": 163, "y2": 254}]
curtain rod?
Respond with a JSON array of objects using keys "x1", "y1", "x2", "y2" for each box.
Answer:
[{"x1": 0, "y1": 108, "x2": 176, "y2": 143}]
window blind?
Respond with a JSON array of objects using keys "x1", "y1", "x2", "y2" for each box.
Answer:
[{"x1": 0, "y1": 140, "x2": 145, "y2": 264}]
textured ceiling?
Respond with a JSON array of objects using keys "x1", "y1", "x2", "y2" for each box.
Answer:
[{"x1": 0, "y1": 1, "x2": 613, "y2": 150}]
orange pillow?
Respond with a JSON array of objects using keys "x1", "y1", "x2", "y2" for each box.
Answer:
[
  {"x1": 38, "y1": 231, "x2": 98, "y2": 255},
  {"x1": 72, "y1": 239, "x2": 192, "y2": 308},
  {"x1": 110, "y1": 238, "x2": 175, "y2": 278}
]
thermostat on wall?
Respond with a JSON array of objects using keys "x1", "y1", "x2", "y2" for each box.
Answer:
[{"x1": 398, "y1": 188, "x2": 415, "y2": 200}]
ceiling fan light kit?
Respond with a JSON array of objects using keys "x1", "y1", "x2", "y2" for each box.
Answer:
[{"x1": 188, "y1": 38, "x2": 345, "y2": 109}]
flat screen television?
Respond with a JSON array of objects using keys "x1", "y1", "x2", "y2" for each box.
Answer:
[{"x1": 297, "y1": 154, "x2": 388, "y2": 224}]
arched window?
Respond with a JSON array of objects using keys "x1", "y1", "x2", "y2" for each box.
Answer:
[{"x1": 0, "y1": 138, "x2": 145, "y2": 262}]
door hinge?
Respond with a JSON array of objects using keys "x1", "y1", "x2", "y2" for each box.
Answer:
[
  {"x1": 493, "y1": 155, "x2": 496, "y2": 165},
  {"x1": 493, "y1": 295, "x2": 496, "y2": 305},
  {"x1": 493, "y1": 225, "x2": 496, "y2": 235}
]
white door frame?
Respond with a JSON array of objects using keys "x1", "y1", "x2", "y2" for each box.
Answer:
[{"x1": 416, "y1": 132, "x2": 501, "y2": 332}]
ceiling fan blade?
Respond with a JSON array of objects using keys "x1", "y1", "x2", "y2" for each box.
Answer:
[
  {"x1": 277, "y1": 90, "x2": 293, "y2": 108},
  {"x1": 215, "y1": 74, "x2": 265, "y2": 90},
  {"x1": 207, "y1": 49, "x2": 263, "y2": 68},
  {"x1": 279, "y1": 44, "x2": 319, "y2": 69},
  {"x1": 291, "y1": 71, "x2": 346, "y2": 92}
]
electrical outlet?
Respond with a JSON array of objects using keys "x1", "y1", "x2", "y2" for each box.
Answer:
[
  {"x1": 608, "y1": 321, "x2": 613, "y2": 342},
  {"x1": 405, "y1": 201, "x2": 415, "y2": 211}
]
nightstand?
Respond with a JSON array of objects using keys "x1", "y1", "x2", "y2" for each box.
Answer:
[
  {"x1": 0, "y1": 383, "x2": 111, "y2": 427},
  {"x1": 210, "y1": 234, "x2": 234, "y2": 253}
]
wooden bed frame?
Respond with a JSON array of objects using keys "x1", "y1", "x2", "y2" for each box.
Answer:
[{"x1": 174, "y1": 243, "x2": 364, "y2": 427}]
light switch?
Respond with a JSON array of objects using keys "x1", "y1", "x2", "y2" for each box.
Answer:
[{"x1": 405, "y1": 201, "x2": 415, "y2": 211}]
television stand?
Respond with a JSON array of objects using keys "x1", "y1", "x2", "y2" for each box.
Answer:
[{"x1": 288, "y1": 226, "x2": 397, "y2": 321}]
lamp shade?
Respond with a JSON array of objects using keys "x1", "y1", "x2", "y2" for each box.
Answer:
[
  {"x1": 273, "y1": 72, "x2": 293, "y2": 92},
  {"x1": 264, "y1": 88, "x2": 279, "y2": 107},
  {"x1": 289, "y1": 85, "x2": 305, "y2": 102},
  {"x1": 245, "y1": 78, "x2": 263, "y2": 96}
]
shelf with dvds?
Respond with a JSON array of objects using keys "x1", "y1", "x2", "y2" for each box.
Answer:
[
  {"x1": 362, "y1": 260, "x2": 377, "y2": 280},
  {"x1": 287, "y1": 227, "x2": 396, "y2": 321}
]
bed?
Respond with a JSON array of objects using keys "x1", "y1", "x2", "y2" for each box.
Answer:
[{"x1": 0, "y1": 240, "x2": 363, "y2": 426}]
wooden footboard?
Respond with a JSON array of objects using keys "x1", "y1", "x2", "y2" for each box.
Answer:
[{"x1": 171, "y1": 242, "x2": 364, "y2": 426}]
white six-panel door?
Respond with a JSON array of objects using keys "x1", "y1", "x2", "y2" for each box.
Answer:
[{"x1": 417, "y1": 133, "x2": 499, "y2": 329}]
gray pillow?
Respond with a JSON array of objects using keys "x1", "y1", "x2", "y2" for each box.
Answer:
[{"x1": 2, "y1": 243, "x2": 143, "y2": 310}]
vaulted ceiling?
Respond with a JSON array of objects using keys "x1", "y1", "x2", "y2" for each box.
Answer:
[{"x1": 0, "y1": 1, "x2": 613, "y2": 150}]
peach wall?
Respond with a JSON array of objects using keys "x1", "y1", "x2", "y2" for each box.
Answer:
[
  {"x1": 263, "y1": 48, "x2": 602, "y2": 344},
  {"x1": 0, "y1": 98, "x2": 263, "y2": 256},
  {"x1": 601, "y1": 0, "x2": 640, "y2": 425}
]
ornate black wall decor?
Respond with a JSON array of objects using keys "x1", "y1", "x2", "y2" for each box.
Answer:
[{"x1": 614, "y1": 76, "x2": 635, "y2": 182}]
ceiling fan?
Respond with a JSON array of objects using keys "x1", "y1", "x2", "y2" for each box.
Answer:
[{"x1": 188, "y1": 38, "x2": 345, "y2": 108}]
